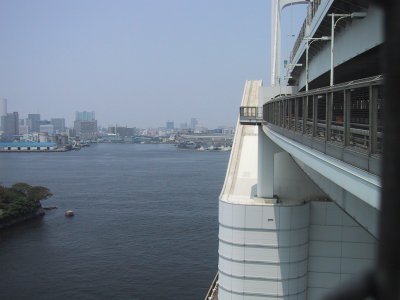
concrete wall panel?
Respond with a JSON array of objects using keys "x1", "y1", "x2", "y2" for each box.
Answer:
[
  {"x1": 219, "y1": 200, "x2": 310, "y2": 299},
  {"x1": 307, "y1": 202, "x2": 377, "y2": 298}
]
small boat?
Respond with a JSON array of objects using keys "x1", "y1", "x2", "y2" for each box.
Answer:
[{"x1": 65, "y1": 210, "x2": 74, "y2": 217}]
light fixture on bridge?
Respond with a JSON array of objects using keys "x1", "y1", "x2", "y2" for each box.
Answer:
[
  {"x1": 303, "y1": 36, "x2": 331, "y2": 91},
  {"x1": 328, "y1": 12, "x2": 367, "y2": 86}
]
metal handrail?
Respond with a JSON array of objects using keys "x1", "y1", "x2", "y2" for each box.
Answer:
[
  {"x1": 268, "y1": 75, "x2": 383, "y2": 103},
  {"x1": 263, "y1": 76, "x2": 384, "y2": 156},
  {"x1": 204, "y1": 273, "x2": 218, "y2": 300},
  {"x1": 289, "y1": 0, "x2": 322, "y2": 63},
  {"x1": 239, "y1": 106, "x2": 263, "y2": 125},
  {"x1": 239, "y1": 106, "x2": 263, "y2": 118}
]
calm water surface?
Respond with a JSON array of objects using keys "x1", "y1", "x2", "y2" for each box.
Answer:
[{"x1": 0, "y1": 144, "x2": 229, "y2": 300}]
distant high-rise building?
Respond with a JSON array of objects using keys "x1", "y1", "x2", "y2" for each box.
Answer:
[
  {"x1": 190, "y1": 118, "x2": 198, "y2": 129},
  {"x1": 180, "y1": 123, "x2": 188, "y2": 130},
  {"x1": 24, "y1": 118, "x2": 31, "y2": 130},
  {"x1": 74, "y1": 111, "x2": 97, "y2": 140},
  {"x1": 1, "y1": 112, "x2": 19, "y2": 140},
  {"x1": 68, "y1": 128, "x2": 76, "y2": 138},
  {"x1": 74, "y1": 120, "x2": 98, "y2": 140},
  {"x1": 166, "y1": 121, "x2": 174, "y2": 130},
  {"x1": 76, "y1": 111, "x2": 95, "y2": 121},
  {"x1": 108, "y1": 125, "x2": 135, "y2": 137},
  {"x1": 0, "y1": 98, "x2": 7, "y2": 131},
  {"x1": 28, "y1": 114, "x2": 41, "y2": 132},
  {"x1": 19, "y1": 125, "x2": 29, "y2": 135},
  {"x1": 51, "y1": 118, "x2": 66, "y2": 133},
  {"x1": 39, "y1": 120, "x2": 51, "y2": 126},
  {"x1": 0, "y1": 98, "x2": 7, "y2": 117}
]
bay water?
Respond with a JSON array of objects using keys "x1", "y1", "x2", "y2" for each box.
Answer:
[{"x1": 0, "y1": 144, "x2": 229, "y2": 299}]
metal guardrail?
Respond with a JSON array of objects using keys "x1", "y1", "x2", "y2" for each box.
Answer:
[
  {"x1": 239, "y1": 106, "x2": 263, "y2": 125},
  {"x1": 289, "y1": 0, "x2": 322, "y2": 63},
  {"x1": 264, "y1": 76, "x2": 383, "y2": 156},
  {"x1": 204, "y1": 273, "x2": 218, "y2": 300}
]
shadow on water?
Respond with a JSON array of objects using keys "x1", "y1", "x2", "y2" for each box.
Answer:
[{"x1": 0, "y1": 216, "x2": 45, "y2": 241}]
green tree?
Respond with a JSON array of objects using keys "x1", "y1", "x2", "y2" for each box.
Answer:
[
  {"x1": 11, "y1": 182, "x2": 33, "y2": 196},
  {"x1": 0, "y1": 183, "x2": 53, "y2": 223},
  {"x1": 27, "y1": 186, "x2": 53, "y2": 202}
]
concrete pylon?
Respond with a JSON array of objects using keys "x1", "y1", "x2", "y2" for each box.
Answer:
[{"x1": 257, "y1": 125, "x2": 282, "y2": 198}]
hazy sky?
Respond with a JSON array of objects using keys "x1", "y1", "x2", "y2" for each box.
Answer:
[{"x1": 0, "y1": 0, "x2": 306, "y2": 128}]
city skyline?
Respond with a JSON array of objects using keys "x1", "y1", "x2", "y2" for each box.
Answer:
[
  {"x1": 4, "y1": 102, "x2": 227, "y2": 130},
  {"x1": 0, "y1": 1, "x2": 306, "y2": 129}
]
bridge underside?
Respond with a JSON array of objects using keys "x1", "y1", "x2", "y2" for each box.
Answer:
[{"x1": 303, "y1": 45, "x2": 382, "y2": 91}]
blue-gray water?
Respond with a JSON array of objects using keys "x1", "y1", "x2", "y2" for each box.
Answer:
[{"x1": 0, "y1": 144, "x2": 229, "y2": 300}]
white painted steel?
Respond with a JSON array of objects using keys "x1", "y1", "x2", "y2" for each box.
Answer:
[
  {"x1": 294, "y1": 159, "x2": 380, "y2": 237},
  {"x1": 271, "y1": 0, "x2": 309, "y2": 86},
  {"x1": 295, "y1": 6, "x2": 384, "y2": 90},
  {"x1": 263, "y1": 125, "x2": 381, "y2": 209}
]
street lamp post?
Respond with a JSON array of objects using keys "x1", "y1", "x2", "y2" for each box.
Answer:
[
  {"x1": 328, "y1": 12, "x2": 367, "y2": 86},
  {"x1": 304, "y1": 36, "x2": 331, "y2": 91}
]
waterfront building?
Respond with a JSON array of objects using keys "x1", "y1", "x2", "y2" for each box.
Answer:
[
  {"x1": 68, "y1": 128, "x2": 76, "y2": 138},
  {"x1": 108, "y1": 125, "x2": 135, "y2": 137},
  {"x1": 74, "y1": 111, "x2": 97, "y2": 140},
  {"x1": 28, "y1": 114, "x2": 41, "y2": 132},
  {"x1": 0, "y1": 142, "x2": 57, "y2": 151},
  {"x1": 1, "y1": 112, "x2": 19, "y2": 140},
  {"x1": 19, "y1": 125, "x2": 29, "y2": 135},
  {"x1": 53, "y1": 134, "x2": 69, "y2": 146},
  {"x1": 74, "y1": 120, "x2": 98, "y2": 140},
  {"x1": 214, "y1": 1, "x2": 384, "y2": 300},
  {"x1": 38, "y1": 132, "x2": 50, "y2": 143},
  {"x1": 40, "y1": 124, "x2": 54, "y2": 135},
  {"x1": 51, "y1": 118, "x2": 66, "y2": 133}
]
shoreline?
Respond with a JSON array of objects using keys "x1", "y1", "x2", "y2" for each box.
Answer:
[{"x1": 0, "y1": 206, "x2": 45, "y2": 230}]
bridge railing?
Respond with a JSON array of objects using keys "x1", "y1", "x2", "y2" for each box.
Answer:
[
  {"x1": 263, "y1": 75, "x2": 383, "y2": 175},
  {"x1": 289, "y1": 0, "x2": 322, "y2": 63},
  {"x1": 239, "y1": 106, "x2": 263, "y2": 125},
  {"x1": 204, "y1": 273, "x2": 218, "y2": 300}
]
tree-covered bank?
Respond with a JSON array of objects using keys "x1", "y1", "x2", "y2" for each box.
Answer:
[{"x1": 0, "y1": 183, "x2": 52, "y2": 228}]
